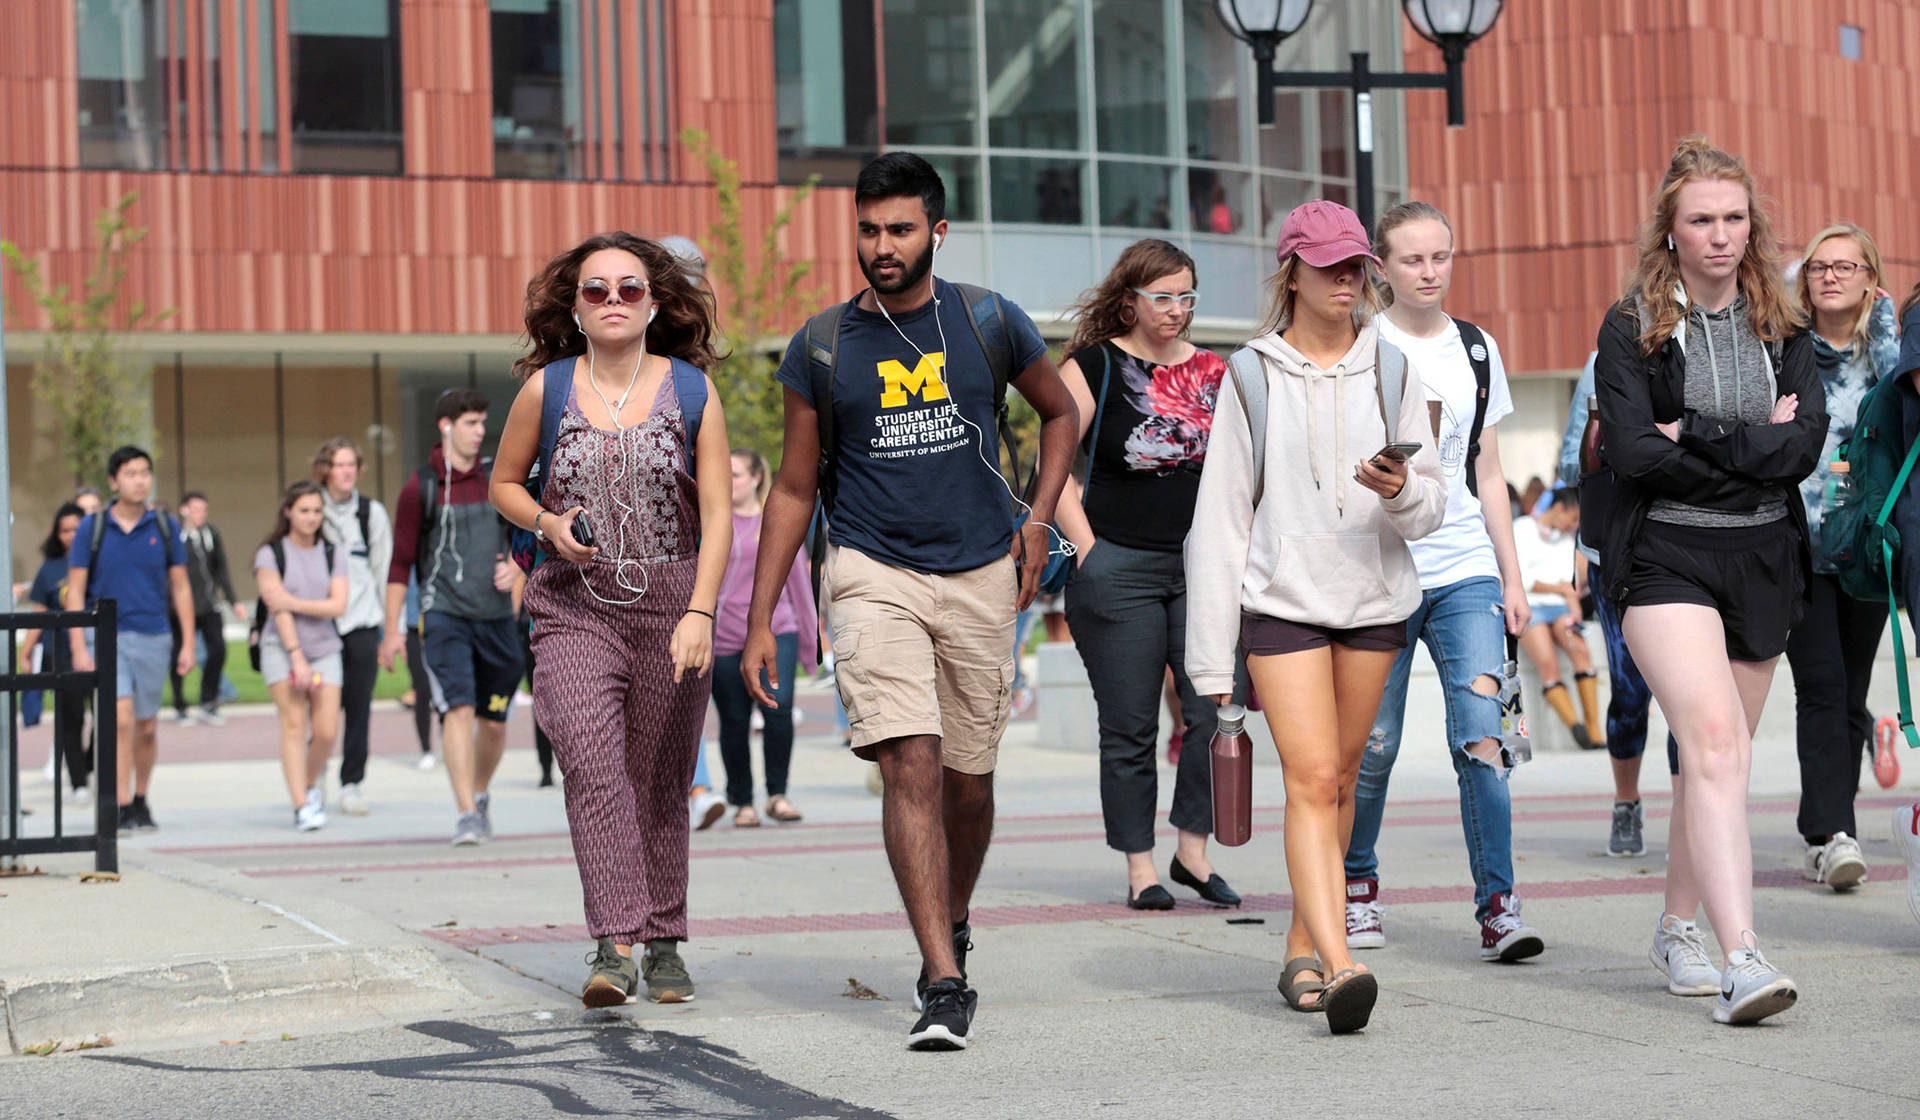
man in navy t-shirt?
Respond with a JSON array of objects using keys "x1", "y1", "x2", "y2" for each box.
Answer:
[
  {"x1": 67, "y1": 445, "x2": 197, "y2": 833},
  {"x1": 743, "y1": 153, "x2": 1078, "y2": 1052}
]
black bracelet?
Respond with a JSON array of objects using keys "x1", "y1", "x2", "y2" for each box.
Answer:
[{"x1": 684, "y1": 608, "x2": 715, "y2": 620}]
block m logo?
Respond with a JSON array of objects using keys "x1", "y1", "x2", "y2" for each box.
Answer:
[{"x1": 876, "y1": 353, "x2": 949, "y2": 408}]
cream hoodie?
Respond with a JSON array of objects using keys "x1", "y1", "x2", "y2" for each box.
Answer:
[{"x1": 1185, "y1": 319, "x2": 1447, "y2": 695}]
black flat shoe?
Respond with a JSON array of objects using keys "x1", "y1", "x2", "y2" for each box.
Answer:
[
  {"x1": 1170, "y1": 856, "x2": 1241, "y2": 907},
  {"x1": 1127, "y1": 884, "x2": 1175, "y2": 910}
]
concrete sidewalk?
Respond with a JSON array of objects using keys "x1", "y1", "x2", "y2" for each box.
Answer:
[{"x1": 3, "y1": 642, "x2": 1919, "y2": 1116}]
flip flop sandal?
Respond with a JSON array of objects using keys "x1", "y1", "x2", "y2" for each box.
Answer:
[
  {"x1": 1320, "y1": 967, "x2": 1378, "y2": 1035},
  {"x1": 1278, "y1": 957, "x2": 1325, "y2": 1013},
  {"x1": 733, "y1": 806, "x2": 762, "y2": 828},
  {"x1": 766, "y1": 797, "x2": 804, "y2": 823}
]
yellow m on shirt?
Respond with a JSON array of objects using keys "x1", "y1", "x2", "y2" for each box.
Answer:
[{"x1": 876, "y1": 353, "x2": 949, "y2": 407}]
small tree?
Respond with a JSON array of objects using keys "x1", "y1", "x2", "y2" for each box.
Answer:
[
  {"x1": 682, "y1": 128, "x2": 820, "y2": 465},
  {"x1": 2, "y1": 192, "x2": 171, "y2": 487}
]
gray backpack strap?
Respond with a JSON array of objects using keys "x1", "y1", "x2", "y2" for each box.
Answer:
[
  {"x1": 1227, "y1": 347, "x2": 1269, "y2": 509},
  {"x1": 1375, "y1": 339, "x2": 1406, "y2": 440}
]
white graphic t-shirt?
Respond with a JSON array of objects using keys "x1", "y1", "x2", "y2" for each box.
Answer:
[{"x1": 1376, "y1": 313, "x2": 1514, "y2": 590}]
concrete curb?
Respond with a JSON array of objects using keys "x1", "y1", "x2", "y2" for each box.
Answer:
[{"x1": 0, "y1": 851, "x2": 556, "y2": 1055}]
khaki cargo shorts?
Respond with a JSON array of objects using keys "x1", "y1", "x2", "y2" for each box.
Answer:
[{"x1": 823, "y1": 545, "x2": 1017, "y2": 775}]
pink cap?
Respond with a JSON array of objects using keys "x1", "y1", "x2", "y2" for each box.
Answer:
[{"x1": 1275, "y1": 200, "x2": 1381, "y2": 269}]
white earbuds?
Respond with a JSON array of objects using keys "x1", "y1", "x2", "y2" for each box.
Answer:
[
  {"x1": 648, "y1": 308, "x2": 657, "y2": 323},
  {"x1": 933, "y1": 234, "x2": 943, "y2": 250},
  {"x1": 1667, "y1": 234, "x2": 1675, "y2": 251},
  {"x1": 572, "y1": 311, "x2": 583, "y2": 330}
]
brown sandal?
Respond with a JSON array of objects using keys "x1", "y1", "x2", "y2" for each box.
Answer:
[
  {"x1": 765, "y1": 796, "x2": 804, "y2": 823},
  {"x1": 732, "y1": 805, "x2": 761, "y2": 828},
  {"x1": 1279, "y1": 957, "x2": 1325, "y2": 1012}
]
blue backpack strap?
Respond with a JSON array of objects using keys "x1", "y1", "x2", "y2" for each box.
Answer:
[
  {"x1": 670, "y1": 357, "x2": 708, "y2": 474},
  {"x1": 532, "y1": 357, "x2": 575, "y2": 499},
  {"x1": 805, "y1": 300, "x2": 853, "y2": 517}
]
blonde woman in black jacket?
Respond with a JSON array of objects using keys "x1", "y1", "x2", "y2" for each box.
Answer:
[{"x1": 1592, "y1": 137, "x2": 1824, "y2": 1026}]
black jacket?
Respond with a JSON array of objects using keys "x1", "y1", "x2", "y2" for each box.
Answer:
[
  {"x1": 182, "y1": 523, "x2": 238, "y2": 616},
  {"x1": 1589, "y1": 298, "x2": 1827, "y2": 607}
]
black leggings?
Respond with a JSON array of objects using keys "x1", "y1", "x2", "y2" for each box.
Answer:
[
  {"x1": 170, "y1": 610, "x2": 226, "y2": 713},
  {"x1": 1784, "y1": 572, "x2": 1887, "y2": 840},
  {"x1": 405, "y1": 626, "x2": 434, "y2": 753}
]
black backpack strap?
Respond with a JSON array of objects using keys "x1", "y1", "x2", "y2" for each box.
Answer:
[
  {"x1": 952, "y1": 281, "x2": 1023, "y2": 492},
  {"x1": 356, "y1": 495, "x2": 372, "y2": 551},
  {"x1": 804, "y1": 300, "x2": 853, "y2": 518},
  {"x1": 84, "y1": 510, "x2": 109, "y2": 604},
  {"x1": 1454, "y1": 318, "x2": 1493, "y2": 498},
  {"x1": 415, "y1": 462, "x2": 439, "y2": 556}
]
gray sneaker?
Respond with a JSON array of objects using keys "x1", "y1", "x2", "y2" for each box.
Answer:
[
  {"x1": 642, "y1": 938, "x2": 696, "y2": 1003},
  {"x1": 452, "y1": 811, "x2": 485, "y2": 846},
  {"x1": 475, "y1": 791, "x2": 493, "y2": 839},
  {"x1": 1649, "y1": 912, "x2": 1719, "y2": 996},
  {"x1": 1714, "y1": 931, "x2": 1796, "y2": 1024},
  {"x1": 582, "y1": 938, "x2": 638, "y2": 1008},
  {"x1": 1608, "y1": 800, "x2": 1646, "y2": 857}
]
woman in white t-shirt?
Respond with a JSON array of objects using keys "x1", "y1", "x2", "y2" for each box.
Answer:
[
  {"x1": 1511, "y1": 491, "x2": 1603, "y2": 748},
  {"x1": 254, "y1": 481, "x2": 349, "y2": 831}
]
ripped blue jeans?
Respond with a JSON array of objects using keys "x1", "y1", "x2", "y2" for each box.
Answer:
[{"x1": 1344, "y1": 576, "x2": 1515, "y2": 921}]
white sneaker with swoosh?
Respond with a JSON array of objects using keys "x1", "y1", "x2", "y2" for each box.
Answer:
[
  {"x1": 1714, "y1": 931, "x2": 1796, "y2": 1025},
  {"x1": 1894, "y1": 803, "x2": 1920, "y2": 925}
]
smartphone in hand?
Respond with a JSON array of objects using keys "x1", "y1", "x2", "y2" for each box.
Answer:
[
  {"x1": 1371, "y1": 441, "x2": 1424, "y2": 463},
  {"x1": 572, "y1": 512, "x2": 598, "y2": 548}
]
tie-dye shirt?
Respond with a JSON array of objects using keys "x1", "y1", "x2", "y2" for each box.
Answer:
[{"x1": 1803, "y1": 296, "x2": 1900, "y2": 573}]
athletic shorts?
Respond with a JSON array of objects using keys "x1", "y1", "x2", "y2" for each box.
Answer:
[
  {"x1": 1240, "y1": 611, "x2": 1408, "y2": 657},
  {"x1": 420, "y1": 612, "x2": 524, "y2": 721},
  {"x1": 1624, "y1": 518, "x2": 1801, "y2": 662},
  {"x1": 823, "y1": 545, "x2": 1015, "y2": 775},
  {"x1": 259, "y1": 640, "x2": 344, "y2": 689},
  {"x1": 89, "y1": 629, "x2": 172, "y2": 721}
]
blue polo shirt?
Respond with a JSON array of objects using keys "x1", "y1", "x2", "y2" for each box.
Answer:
[{"x1": 70, "y1": 508, "x2": 185, "y2": 635}]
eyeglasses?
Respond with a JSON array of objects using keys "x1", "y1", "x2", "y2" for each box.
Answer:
[
  {"x1": 1805, "y1": 261, "x2": 1869, "y2": 279},
  {"x1": 1132, "y1": 288, "x2": 1200, "y2": 311},
  {"x1": 578, "y1": 277, "x2": 649, "y2": 305}
]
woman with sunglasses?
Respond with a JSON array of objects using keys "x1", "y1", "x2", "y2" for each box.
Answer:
[
  {"x1": 490, "y1": 233, "x2": 732, "y2": 1008},
  {"x1": 1055, "y1": 238, "x2": 1240, "y2": 911},
  {"x1": 1187, "y1": 202, "x2": 1445, "y2": 1033},
  {"x1": 1784, "y1": 224, "x2": 1898, "y2": 893}
]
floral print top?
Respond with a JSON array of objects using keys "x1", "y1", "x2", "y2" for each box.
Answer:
[{"x1": 1069, "y1": 340, "x2": 1226, "y2": 552}]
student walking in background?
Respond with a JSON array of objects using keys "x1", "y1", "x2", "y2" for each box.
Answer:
[
  {"x1": 254, "y1": 481, "x2": 349, "y2": 831},
  {"x1": 712, "y1": 448, "x2": 817, "y2": 827},
  {"x1": 1344, "y1": 202, "x2": 1544, "y2": 966},
  {"x1": 1784, "y1": 224, "x2": 1898, "y2": 892},
  {"x1": 491, "y1": 232, "x2": 731, "y2": 1008},
  {"x1": 1593, "y1": 137, "x2": 1823, "y2": 1025},
  {"x1": 67, "y1": 446, "x2": 196, "y2": 833},
  {"x1": 171, "y1": 491, "x2": 241, "y2": 726},
  {"x1": 1054, "y1": 238, "x2": 1238, "y2": 910},
  {"x1": 1187, "y1": 200, "x2": 1445, "y2": 1034},
  {"x1": 402, "y1": 574, "x2": 437, "y2": 769},
  {"x1": 22, "y1": 503, "x2": 93, "y2": 801},
  {"x1": 316, "y1": 438, "x2": 393, "y2": 816}
]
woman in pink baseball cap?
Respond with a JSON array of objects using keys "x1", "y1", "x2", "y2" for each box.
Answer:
[{"x1": 1185, "y1": 199, "x2": 1447, "y2": 1034}]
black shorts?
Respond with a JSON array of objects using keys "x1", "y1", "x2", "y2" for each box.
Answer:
[
  {"x1": 1241, "y1": 611, "x2": 1408, "y2": 657},
  {"x1": 1623, "y1": 518, "x2": 1801, "y2": 662},
  {"x1": 420, "y1": 613, "x2": 524, "y2": 721}
]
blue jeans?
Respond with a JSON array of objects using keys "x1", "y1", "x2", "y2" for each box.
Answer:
[{"x1": 1345, "y1": 577, "x2": 1514, "y2": 920}]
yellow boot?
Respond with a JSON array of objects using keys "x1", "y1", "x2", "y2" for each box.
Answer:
[
  {"x1": 1574, "y1": 671, "x2": 1606, "y2": 751},
  {"x1": 1542, "y1": 682, "x2": 1590, "y2": 749}
]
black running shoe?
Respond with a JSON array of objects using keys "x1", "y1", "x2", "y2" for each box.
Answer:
[
  {"x1": 131, "y1": 796, "x2": 158, "y2": 831},
  {"x1": 913, "y1": 919, "x2": 972, "y2": 1010},
  {"x1": 907, "y1": 977, "x2": 976, "y2": 1051}
]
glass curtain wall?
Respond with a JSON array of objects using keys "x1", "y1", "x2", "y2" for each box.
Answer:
[
  {"x1": 774, "y1": 0, "x2": 880, "y2": 185},
  {"x1": 287, "y1": 0, "x2": 402, "y2": 174},
  {"x1": 491, "y1": 0, "x2": 583, "y2": 179}
]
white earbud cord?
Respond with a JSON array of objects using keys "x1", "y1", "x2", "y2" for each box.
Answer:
[
  {"x1": 574, "y1": 332, "x2": 652, "y2": 606},
  {"x1": 419, "y1": 436, "x2": 463, "y2": 615},
  {"x1": 873, "y1": 270, "x2": 1074, "y2": 562}
]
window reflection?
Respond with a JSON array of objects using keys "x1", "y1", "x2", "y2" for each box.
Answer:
[
  {"x1": 1091, "y1": 0, "x2": 1169, "y2": 156},
  {"x1": 775, "y1": 0, "x2": 880, "y2": 185},
  {"x1": 1187, "y1": 168, "x2": 1249, "y2": 235},
  {"x1": 289, "y1": 0, "x2": 402, "y2": 174},
  {"x1": 491, "y1": 0, "x2": 581, "y2": 180},
  {"x1": 884, "y1": 0, "x2": 977, "y2": 146},
  {"x1": 986, "y1": 0, "x2": 1082, "y2": 150},
  {"x1": 1098, "y1": 161, "x2": 1173, "y2": 230},
  {"x1": 991, "y1": 157, "x2": 1086, "y2": 224},
  {"x1": 1183, "y1": 1, "x2": 1243, "y2": 166}
]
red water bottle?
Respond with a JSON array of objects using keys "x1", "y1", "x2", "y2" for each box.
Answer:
[{"x1": 1212, "y1": 703, "x2": 1254, "y2": 847}]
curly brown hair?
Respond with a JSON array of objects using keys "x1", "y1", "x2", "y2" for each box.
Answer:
[
  {"x1": 1064, "y1": 239, "x2": 1198, "y2": 356},
  {"x1": 514, "y1": 232, "x2": 726, "y2": 379},
  {"x1": 1623, "y1": 136, "x2": 1803, "y2": 355}
]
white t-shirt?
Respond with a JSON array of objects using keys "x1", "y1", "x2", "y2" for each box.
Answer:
[
  {"x1": 1376, "y1": 313, "x2": 1514, "y2": 590},
  {"x1": 1511, "y1": 515, "x2": 1576, "y2": 608}
]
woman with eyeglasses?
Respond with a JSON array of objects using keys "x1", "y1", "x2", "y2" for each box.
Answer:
[
  {"x1": 1784, "y1": 224, "x2": 1898, "y2": 894},
  {"x1": 1055, "y1": 239, "x2": 1242, "y2": 911},
  {"x1": 490, "y1": 232, "x2": 733, "y2": 1008}
]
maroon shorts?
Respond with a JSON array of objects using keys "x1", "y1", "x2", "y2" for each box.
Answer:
[{"x1": 1240, "y1": 611, "x2": 1408, "y2": 656}]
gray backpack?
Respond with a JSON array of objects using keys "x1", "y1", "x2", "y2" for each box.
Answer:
[{"x1": 1226, "y1": 340, "x2": 1408, "y2": 508}]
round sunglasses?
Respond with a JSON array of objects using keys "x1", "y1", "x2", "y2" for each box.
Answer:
[{"x1": 578, "y1": 277, "x2": 649, "y2": 305}]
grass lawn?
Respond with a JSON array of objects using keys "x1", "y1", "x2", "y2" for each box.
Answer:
[{"x1": 178, "y1": 639, "x2": 416, "y2": 707}]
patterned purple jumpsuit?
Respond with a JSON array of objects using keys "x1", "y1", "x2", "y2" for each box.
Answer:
[{"x1": 526, "y1": 374, "x2": 709, "y2": 945}]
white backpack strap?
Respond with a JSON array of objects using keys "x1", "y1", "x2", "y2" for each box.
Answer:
[
  {"x1": 1375, "y1": 339, "x2": 1406, "y2": 441},
  {"x1": 1227, "y1": 347, "x2": 1269, "y2": 509}
]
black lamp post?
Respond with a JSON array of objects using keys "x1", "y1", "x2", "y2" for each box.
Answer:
[{"x1": 1216, "y1": 0, "x2": 1506, "y2": 230}]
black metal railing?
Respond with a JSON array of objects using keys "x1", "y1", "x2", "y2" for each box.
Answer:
[{"x1": 2, "y1": 600, "x2": 118, "y2": 873}]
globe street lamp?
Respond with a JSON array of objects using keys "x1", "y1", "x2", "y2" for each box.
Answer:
[{"x1": 1217, "y1": 0, "x2": 1506, "y2": 228}]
